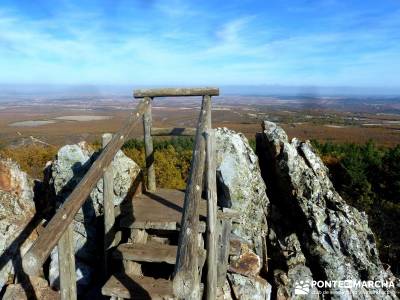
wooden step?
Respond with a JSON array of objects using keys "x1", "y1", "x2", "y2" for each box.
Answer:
[
  {"x1": 120, "y1": 188, "x2": 207, "y2": 232},
  {"x1": 102, "y1": 273, "x2": 174, "y2": 299},
  {"x1": 113, "y1": 243, "x2": 178, "y2": 264}
]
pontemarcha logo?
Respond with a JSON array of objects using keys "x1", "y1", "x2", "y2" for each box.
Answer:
[{"x1": 294, "y1": 280, "x2": 310, "y2": 295}]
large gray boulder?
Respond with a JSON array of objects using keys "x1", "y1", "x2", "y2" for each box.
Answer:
[
  {"x1": 48, "y1": 141, "x2": 140, "y2": 292},
  {"x1": 215, "y1": 128, "x2": 269, "y2": 260},
  {"x1": 257, "y1": 121, "x2": 398, "y2": 299},
  {"x1": 0, "y1": 159, "x2": 36, "y2": 292},
  {"x1": 215, "y1": 128, "x2": 271, "y2": 300}
]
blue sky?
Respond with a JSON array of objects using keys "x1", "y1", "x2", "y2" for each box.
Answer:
[{"x1": 0, "y1": 0, "x2": 399, "y2": 88}]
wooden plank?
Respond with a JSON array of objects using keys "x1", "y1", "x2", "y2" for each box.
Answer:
[
  {"x1": 22, "y1": 98, "x2": 151, "y2": 276},
  {"x1": 173, "y1": 95, "x2": 211, "y2": 298},
  {"x1": 151, "y1": 127, "x2": 196, "y2": 136},
  {"x1": 134, "y1": 87, "x2": 219, "y2": 98},
  {"x1": 217, "y1": 219, "x2": 231, "y2": 287},
  {"x1": 123, "y1": 219, "x2": 206, "y2": 233},
  {"x1": 113, "y1": 243, "x2": 178, "y2": 264},
  {"x1": 58, "y1": 224, "x2": 77, "y2": 300},
  {"x1": 143, "y1": 98, "x2": 156, "y2": 191},
  {"x1": 102, "y1": 273, "x2": 174, "y2": 300},
  {"x1": 102, "y1": 133, "x2": 114, "y2": 277},
  {"x1": 119, "y1": 188, "x2": 207, "y2": 232},
  {"x1": 205, "y1": 129, "x2": 217, "y2": 300}
]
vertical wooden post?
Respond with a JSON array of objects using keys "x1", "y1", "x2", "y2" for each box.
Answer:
[
  {"x1": 143, "y1": 97, "x2": 156, "y2": 191},
  {"x1": 203, "y1": 95, "x2": 212, "y2": 193},
  {"x1": 173, "y1": 95, "x2": 211, "y2": 299},
  {"x1": 204, "y1": 95, "x2": 211, "y2": 128},
  {"x1": 102, "y1": 133, "x2": 115, "y2": 275},
  {"x1": 205, "y1": 128, "x2": 217, "y2": 300},
  {"x1": 217, "y1": 219, "x2": 231, "y2": 287},
  {"x1": 58, "y1": 224, "x2": 77, "y2": 300}
]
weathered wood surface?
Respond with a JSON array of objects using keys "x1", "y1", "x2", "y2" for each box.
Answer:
[
  {"x1": 102, "y1": 134, "x2": 114, "y2": 248},
  {"x1": 143, "y1": 98, "x2": 156, "y2": 191},
  {"x1": 151, "y1": 127, "x2": 196, "y2": 136},
  {"x1": 130, "y1": 229, "x2": 148, "y2": 244},
  {"x1": 203, "y1": 95, "x2": 212, "y2": 199},
  {"x1": 22, "y1": 98, "x2": 150, "y2": 276},
  {"x1": 173, "y1": 95, "x2": 211, "y2": 298},
  {"x1": 102, "y1": 273, "x2": 174, "y2": 299},
  {"x1": 123, "y1": 259, "x2": 142, "y2": 276},
  {"x1": 58, "y1": 224, "x2": 77, "y2": 300},
  {"x1": 134, "y1": 87, "x2": 219, "y2": 98},
  {"x1": 114, "y1": 243, "x2": 178, "y2": 264},
  {"x1": 217, "y1": 219, "x2": 232, "y2": 287},
  {"x1": 102, "y1": 133, "x2": 114, "y2": 277},
  {"x1": 119, "y1": 188, "x2": 207, "y2": 232},
  {"x1": 205, "y1": 129, "x2": 217, "y2": 300}
]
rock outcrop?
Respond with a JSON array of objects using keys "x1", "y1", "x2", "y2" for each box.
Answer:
[
  {"x1": 0, "y1": 159, "x2": 38, "y2": 292},
  {"x1": 257, "y1": 121, "x2": 398, "y2": 299},
  {"x1": 215, "y1": 128, "x2": 271, "y2": 300},
  {"x1": 47, "y1": 141, "x2": 140, "y2": 293}
]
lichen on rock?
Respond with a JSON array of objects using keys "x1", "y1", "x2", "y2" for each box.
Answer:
[
  {"x1": 0, "y1": 159, "x2": 37, "y2": 292},
  {"x1": 215, "y1": 127, "x2": 271, "y2": 300},
  {"x1": 215, "y1": 127, "x2": 269, "y2": 262},
  {"x1": 257, "y1": 120, "x2": 399, "y2": 299}
]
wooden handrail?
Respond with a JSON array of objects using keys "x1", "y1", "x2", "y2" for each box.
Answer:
[
  {"x1": 134, "y1": 87, "x2": 219, "y2": 98},
  {"x1": 102, "y1": 133, "x2": 115, "y2": 277},
  {"x1": 173, "y1": 95, "x2": 211, "y2": 298},
  {"x1": 22, "y1": 98, "x2": 151, "y2": 276}
]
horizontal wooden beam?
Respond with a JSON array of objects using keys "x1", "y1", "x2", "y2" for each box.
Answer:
[
  {"x1": 151, "y1": 127, "x2": 196, "y2": 136},
  {"x1": 22, "y1": 98, "x2": 150, "y2": 276},
  {"x1": 134, "y1": 87, "x2": 219, "y2": 98}
]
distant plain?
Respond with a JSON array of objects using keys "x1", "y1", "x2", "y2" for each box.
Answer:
[{"x1": 1, "y1": 93, "x2": 400, "y2": 147}]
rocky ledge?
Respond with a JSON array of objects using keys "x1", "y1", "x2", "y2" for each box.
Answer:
[{"x1": 256, "y1": 121, "x2": 398, "y2": 299}]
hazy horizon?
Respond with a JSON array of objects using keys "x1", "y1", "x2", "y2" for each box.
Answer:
[{"x1": 0, "y1": 84, "x2": 400, "y2": 98}]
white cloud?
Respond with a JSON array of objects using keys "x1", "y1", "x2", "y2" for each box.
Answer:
[{"x1": 0, "y1": 4, "x2": 399, "y2": 87}]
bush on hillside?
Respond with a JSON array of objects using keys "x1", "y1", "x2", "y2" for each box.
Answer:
[{"x1": 0, "y1": 144, "x2": 58, "y2": 179}]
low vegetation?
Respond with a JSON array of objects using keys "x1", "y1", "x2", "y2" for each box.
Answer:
[
  {"x1": 0, "y1": 137, "x2": 398, "y2": 274},
  {"x1": 0, "y1": 144, "x2": 58, "y2": 179},
  {"x1": 122, "y1": 138, "x2": 194, "y2": 189}
]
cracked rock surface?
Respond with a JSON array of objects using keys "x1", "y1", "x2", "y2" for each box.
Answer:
[
  {"x1": 215, "y1": 128, "x2": 271, "y2": 300},
  {"x1": 257, "y1": 121, "x2": 398, "y2": 299},
  {"x1": 0, "y1": 159, "x2": 37, "y2": 292}
]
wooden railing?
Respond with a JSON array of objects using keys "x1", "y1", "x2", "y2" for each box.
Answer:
[
  {"x1": 21, "y1": 87, "x2": 219, "y2": 300},
  {"x1": 134, "y1": 88, "x2": 219, "y2": 299}
]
